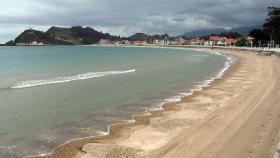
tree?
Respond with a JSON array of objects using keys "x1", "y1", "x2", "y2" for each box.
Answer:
[
  {"x1": 249, "y1": 29, "x2": 270, "y2": 46},
  {"x1": 263, "y1": 7, "x2": 280, "y2": 43},
  {"x1": 200, "y1": 32, "x2": 242, "y2": 40},
  {"x1": 220, "y1": 32, "x2": 242, "y2": 39},
  {"x1": 235, "y1": 37, "x2": 249, "y2": 47},
  {"x1": 4, "y1": 40, "x2": 15, "y2": 46}
]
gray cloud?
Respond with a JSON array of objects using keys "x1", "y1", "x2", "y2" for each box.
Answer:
[{"x1": 0, "y1": 0, "x2": 279, "y2": 43}]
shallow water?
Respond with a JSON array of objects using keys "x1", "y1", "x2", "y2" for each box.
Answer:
[{"x1": 0, "y1": 46, "x2": 228, "y2": 157}]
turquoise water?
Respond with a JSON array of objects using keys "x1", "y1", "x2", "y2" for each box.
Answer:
[{"x1": 0, "y1": 46, "x2": 228, "y2": 157}]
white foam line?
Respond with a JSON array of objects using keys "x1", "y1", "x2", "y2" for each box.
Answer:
[
  {"x1": 0, "y1": 145, "x2": 16, "y2": 150},
  {"x1": 96, "y1": 130, "x2": 110, "y2": 136},
  {"x1": 155, "y1": 49, "x2": 235, "y2": 111},
  {"x1": 11, "y1": 69, "x2": 135, "y2": 89}
]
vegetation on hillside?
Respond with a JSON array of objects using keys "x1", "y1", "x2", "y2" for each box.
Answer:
[
  {"x1": 200, "y1": 32, "x2": 242, "y2": 40},
  {"x1": 128, "y1": 33, "x2": 169, "y2": 44},
  {"x1": 46, "y1": 26, "x2": 79, "y2": 44},
  {"x1": 14, "y1": 29, "x2": 52, "y2": 44},
  {"x1": 70, "y1": 26, "x2": 123, "y2": 44},
  {"x1": 128, "y1": 33, "x2": 149, "y2": 41}
]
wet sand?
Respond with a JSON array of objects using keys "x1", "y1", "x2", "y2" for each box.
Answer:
[{"x1": 30, "y1": 48, "x2": 280, "y2": 158}]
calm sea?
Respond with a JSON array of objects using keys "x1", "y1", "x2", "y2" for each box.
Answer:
[{"x1": 0, "y1": 46, "x2": 230, "y2": 157}]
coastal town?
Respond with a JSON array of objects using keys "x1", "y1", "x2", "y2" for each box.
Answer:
[
  {"x1": 8, "y1": 31, "x2": 277, "y2": 50},
  {"x1": 98, "y1": 35, "x2": 255, "y2": 47},
  {"x1": 96, "y1": 33, "x2": 280, "y2": 55}
]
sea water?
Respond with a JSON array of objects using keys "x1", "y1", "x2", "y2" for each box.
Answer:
[{"x1": 0, "y1": 45, "x2": 231, "y2": 157}]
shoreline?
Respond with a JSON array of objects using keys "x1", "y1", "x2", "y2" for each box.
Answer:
[
  {"x1": 25, "y1": 47, "x2": 236, "y2": 158},
  {"x1": 27, "y1": 47, "x2": 280, "y2": 158}
]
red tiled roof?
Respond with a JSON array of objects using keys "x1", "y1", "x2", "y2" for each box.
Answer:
[
  {"x1": 191, "y1": 38, "x2": 205, "y2": 42},
  {"x1": 210, "y1": 36, "x2": 221, "y2": 41},
  {"x1": 225, "y1": 38, "x2": 235, "y2": 44}
]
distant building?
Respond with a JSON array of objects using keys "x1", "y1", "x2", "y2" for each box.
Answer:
[
  {"x1": 225, "y1": 38, "x2": 235, "y2": 46},
  {"x1": 131, "y1": 40, "x2": 146, "y2": 46},
  {"x1": 16, "y1": 43, "x2": 31, "y2": 46},
  {"x1": 190, "y1": 38, "x2": 205, "y2": 45},
  {"x1": 16, "y1": 41, "x2": 44, "y2": 46},
  {"x1": 31, "y1": 41, "x2": 38, "y2": 45},
  {"x1": 154, "y1": 39, "x2": 159, "y2": 45},
  {"x1": 178, "y1": 38, "x2": 185, "y2": 45},
  {"x1": 124, "y1": 40, "x2": 130, "y2": 45},
  {"x1": 169, "y1": 38, "x2": 185, "y2": 45},
  {"x1": 99, "y1": 39, "x2": 111, "y2": 45},
  {"x1": 158, "y1": 39, "x2": 169, "y2": 46},
  {"x1": 159, "y1": 40, "x2": 165, "y2": 45},
  {"x1": 247, "y1": 36, "x2": 255, "y2": 41},
  {"x1": 247, "y1": 36, "x2": 255, "y2": 46},
  {"x1": 209, "y1": 36, "x2": 224, "y2": 46},
  {"x1": 116, "y1": 40, "x2": 130, "y2": 45},
  {"x1": 209, "y1": 36, "x2": 236, "y2": 46}
]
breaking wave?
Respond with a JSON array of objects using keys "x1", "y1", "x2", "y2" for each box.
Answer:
[{"x1": 11, "y1": 69, "x2": 135, "y2": 89}]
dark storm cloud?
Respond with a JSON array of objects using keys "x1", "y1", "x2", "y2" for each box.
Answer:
[{"x1": 0, "y1": 0, "x2": 279, "y2": 42}]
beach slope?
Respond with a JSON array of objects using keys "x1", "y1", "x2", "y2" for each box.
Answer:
[{"x1": 76, "y1": 49, "x2": 280, "y2": 158}]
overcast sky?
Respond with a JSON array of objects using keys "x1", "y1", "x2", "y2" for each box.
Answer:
[{"x1": 0, "y1": 0, "x2": 279, "y2": 43}]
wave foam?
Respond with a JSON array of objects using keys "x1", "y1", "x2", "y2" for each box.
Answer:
[
  {"x1": 11, "y1": 69, "x2": 136, "y2": 89},
  {"x1": 158, "y1": 51, "x2": 235, "y2": 110}
]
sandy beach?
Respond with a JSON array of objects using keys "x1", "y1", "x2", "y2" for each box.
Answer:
[{"x1": 31, "y1": 48, "x2": 280, "y2": 158}]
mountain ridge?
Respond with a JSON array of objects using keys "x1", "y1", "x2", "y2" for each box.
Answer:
[{"x1": 7, "y1": 26, "x2": 123, "y2": 45}]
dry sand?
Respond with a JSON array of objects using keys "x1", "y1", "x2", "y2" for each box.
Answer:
[{"x1": 32, "y1": 49, "x2": 280, "y2": 158}]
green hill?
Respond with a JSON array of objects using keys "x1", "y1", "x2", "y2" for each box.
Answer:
[
  {"x1": 128, "y1": 33, "x2": 149, "y2": 41},
  {"x1": 14, "y1": 29, "x2": 52, "y2": 44},
  {"x1": 46, "y1": 26, "x2": 82, "y2": 44},
  {"x1": 8, "y1": 26, "x2": 123, "y2": 45}
]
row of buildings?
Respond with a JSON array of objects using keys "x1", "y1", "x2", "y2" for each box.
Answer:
[
  {"x1": 98, "y1": 36, "x2": 255, "y2": 47},
  {"x1": 99, "y1": 39, "x2": 168, "y2": 46},
  {"x1": 16, "y1": 41, "x2": 45, "y2": 46},
  {"x1": 187, "y1": 36, "x2": 254, "y2": 46},
  {"x1": 16, "y1": 36, "x2": 253, "y2": 46}
]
